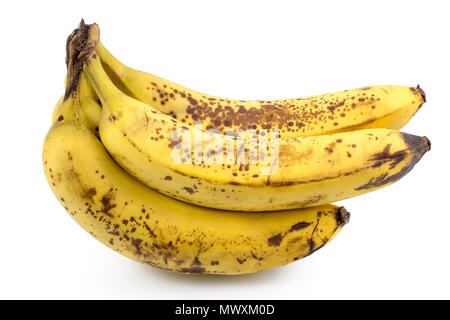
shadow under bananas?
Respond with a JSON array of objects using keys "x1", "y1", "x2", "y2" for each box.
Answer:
[{"x1": 132, "y1": 261, "x2": 289, "y2": 285}]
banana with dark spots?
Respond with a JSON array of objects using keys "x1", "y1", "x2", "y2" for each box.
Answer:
[
  {"x1": 94, "y1": 42, "x2": 425, "y2": 138},
  {"x1": 52, "y1": 23, "x2": 426, "y2": 139},
  {"x1": 43, "y1": 20, "x2": 433, "y2": 275},
  {"x1": 43, "y1": 75, "x2": 349, "y2": 275},
  {"x1": 51, "y1": 74, "x2": 101, "y2": 134},
  {"x1": 79, "y1": 23, "x2": 430, "y2": 212}
]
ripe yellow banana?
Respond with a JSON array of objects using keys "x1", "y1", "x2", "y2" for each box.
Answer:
[
  {"x1": 50, "y1": 96, "x2": 64, "y2": 124},
  {"x1": 51, "y1": 74, "x2": 101, "y2": 135},
  {"x1": 79, "y1": 24, "x2": 430, "y2": 212},
  {"x1": 43, "y1": 73, "x2": 349, "y2": 275},
  {"x1": 96, "y1": 41, "x2": 425, "y2": 137}
]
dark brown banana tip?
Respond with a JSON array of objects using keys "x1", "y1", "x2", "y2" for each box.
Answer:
[
  {"x1": 401, "y1": 133, "x2": 431, "y2": 157},
  {"x1": 424, "y1": 136, "x2": 431, "y2": 152},
  {"x1": 417, "y1": 85, "x2": 426, "y2": 103},
  {"x1": 336, "y1": 207, "x2": 350, "y2": 226},
  {"x1": 355, "y1": 133, "x2": 430, "y2": 191}
]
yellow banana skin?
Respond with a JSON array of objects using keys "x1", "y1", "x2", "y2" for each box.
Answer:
[
  {"x1": 96, "y1": 41, "x2": 425, "y2": 138},
  {"x1": 50, "y1": 96, "x2": 64, "y2": 124},
  {"x1": 43, "y1": 85, "x2": 349, "y2": 275},
  {"x1": 83, "y1": 46, "x2": 430, "y2": 211},
  {"x1": 50, "y1": 78, "x2": 422, "y2": 139},
  {"x1": 51, "y1": 74, "x2": 101, "y2": 135}
]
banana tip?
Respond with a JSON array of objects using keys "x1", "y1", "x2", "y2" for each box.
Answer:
[
  {"x1": 417, "y1": 84, "x2": 426, "y2": 103},
  {"x1": 424, "y1": 136, "x2": 431, "y2": 152},
  {"x1": 417, "y1": 136, "x2": 431, "y2": 153},
  {"x1": 402, "y1": 133, "x2": 431, "y2": 155},
  {"x1": 337, "y1": 207, "x2": 350, "y2": 226}
]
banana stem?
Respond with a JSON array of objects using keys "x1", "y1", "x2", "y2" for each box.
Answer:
[
  {"x1": 58, "y1": 20, "x2": 100, "y2": 126},
  {"x1": 96, "y1": 41, "x2": 126, "y2": 73},
  {"x1": 65, "y1": 20, "x2": 100, "y2": 100},
  {"x1": 65, "y1": 20, "x2": 122, "y2": 109},
  {"x1": 83, "y1": 55, "x2": 123, "y2": 106},
  {"x1": 96, "y1": 42, "x2": 138, "y2": 99}
]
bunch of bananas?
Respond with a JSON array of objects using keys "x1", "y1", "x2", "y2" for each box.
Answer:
[{"x1": 43, "y1": 21, "x2": 430, "y2": 275}]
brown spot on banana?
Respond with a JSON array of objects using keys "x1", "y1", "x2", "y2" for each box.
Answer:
[
  {"x1": 183, "y1": 187, "x2": 195, "y2": 194},
  {"x1": 108, "y1": 111, "x2": 123, "y2": 122},
  {"x1": 131, "y1": 238, "x2": 143, "y2": 255},
  {"x1": 179, "y1": 267, "x2": 206, "y2": 274},
  {"x1": 100, "y1": 191, "x2": 117, "y2": 217},
  {"x1": 82, "y1": 187, "x2": 97, "y2": 202},
  {"x1": 289, "y1": 222, "x2": 312, "y2": 232},
  {"x1": 267, "y1": 234, "x2": 283, "y2": 247},
  {"x1": 369, "y1": 144, "x2": 408, "y2": 170},
  {"x1": 193, "y1": 256, "x2": 202, "y2": 266}
]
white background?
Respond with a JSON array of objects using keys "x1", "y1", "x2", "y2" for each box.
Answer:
[{"x1": 0, "y1": 0, "x2": 449, "y2": 299}]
